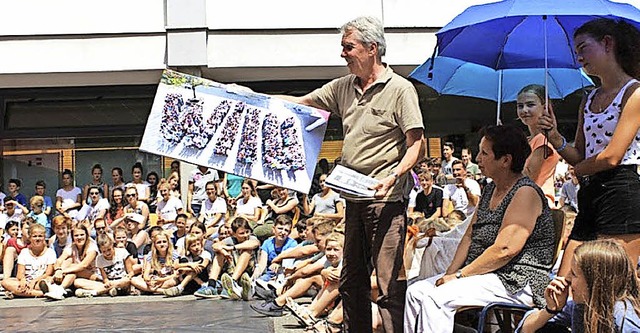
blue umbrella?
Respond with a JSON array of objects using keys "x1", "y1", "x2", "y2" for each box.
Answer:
[
  {"x1": 410, "y1": 56, "x2": 593, "y2": 103},
  {"x1": 435, "y1": 0, "x2": 640, "y2": 70}
]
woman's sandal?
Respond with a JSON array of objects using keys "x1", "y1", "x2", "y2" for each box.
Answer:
[
  {"x1": 129, "y1": 287, "x2": 141, "y2": 296},
  {"x1": 285, "y1": 297, "x2": 318, "y2": 327},
  {"x1": 308, "y1": 319, "x2": 343, "y2": 333}
]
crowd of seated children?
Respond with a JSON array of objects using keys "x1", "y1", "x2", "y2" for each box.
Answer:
[{"x1": 250, "y1": 218, "x2": 334, "y2": 316}]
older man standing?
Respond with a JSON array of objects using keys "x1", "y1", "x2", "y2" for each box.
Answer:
[{"x1": 281, "y1": 16, "x2": 424, "y2": 333}]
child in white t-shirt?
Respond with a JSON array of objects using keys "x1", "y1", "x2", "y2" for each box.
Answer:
[
  {"x1": 1, "y1": 224, "x2": 56, "y2": 298},
  {"x1": 74, "y1": 234, "x2": 135, "y2": 297},
  {"x1": 163, "y1": 233, "x2": 212, "y2": 297}
]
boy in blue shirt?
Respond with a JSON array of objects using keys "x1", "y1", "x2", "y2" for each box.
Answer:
[
  {"x1": 8, "y1": 179, "x2": 28, "y2": 207},
  {"x1": 253, "y1": 215, "x2": 298, "y2": 282},
  {"x1": 34, "y1": 181, "x2": 54, "y2": 238}
]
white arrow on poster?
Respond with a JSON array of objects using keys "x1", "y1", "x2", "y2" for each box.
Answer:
[{"x1": 140, "y1": 69, "x2": 330, "y2": 194}]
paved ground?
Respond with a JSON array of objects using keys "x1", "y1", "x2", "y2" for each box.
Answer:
[{"x1": 0, "y1": 294, "x2": 307, "y2": 333}]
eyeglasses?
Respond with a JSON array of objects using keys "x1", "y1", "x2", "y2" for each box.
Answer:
[
  {"x1": 90, "y1": 192, "x2": 100, "y2": 196},
  {"x1": 125, "y1": 193, "x2": 137, "y2": 198},
  {"x1": 95, "y1": 227, "x2": 105, "y2": 231}
]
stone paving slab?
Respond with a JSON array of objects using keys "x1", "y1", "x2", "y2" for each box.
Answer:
[{"x1": 0, "y1": 295, "x2": 277, "y2": 332}]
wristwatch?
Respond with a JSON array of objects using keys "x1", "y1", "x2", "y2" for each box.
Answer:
[{"x1": 455, "y1": 269, "x2": 464, "y2": 279}]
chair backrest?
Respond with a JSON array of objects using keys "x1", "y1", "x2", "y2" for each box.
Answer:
[
  {"x1": 148, "y1": 213, "x2": 158, "y2": 227},
  {"x1": 551, "y1": 209, "x2": 566, "y2": 264},
  {"x1": 292, "y1": 206, "x2": 301, "y2": 226}
]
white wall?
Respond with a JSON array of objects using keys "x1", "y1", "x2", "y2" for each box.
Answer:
[
  {"x1": 0, "y1": 0, "x2": 165, "y2": 35},
  {"x1": 1, "y1": 0, "x2": 639, "y2": 87}
]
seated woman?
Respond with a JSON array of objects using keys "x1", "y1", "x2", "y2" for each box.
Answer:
[
  {"x1": 107, "y1": 188, "x2": 126, "y2": 229},
  {"x1": 234, "y1": 179, "x2": 263, "y2": 224},
  {"x1": 517, "y1": 239, "x2": 640, "y2": 332},
  {"x1": 123, "y1": 185, "x2": 149, "y2": 230},
  {"x1": 404, "y1": 125, "x2": 556, "y2": 333},
  {"x1": 167, "y1": 171, "x2": 181, "y2": 200},
  {"x1": 44, "y1": 224, "x2": 100, "y2": 300},
  {"x1": 155, "y1": 179, "x2": 184, "y2": 231},
  {"x1": 76, "y1": 185, "x2": 110, "y2": 235},
  {"x1": 1, "y1": 224, "x2": 56, "y2": 298},
  {"x1": 146, "y1": 171, "x2": 159, "y2": 213},
  {"x1": 301, "y1": 174, "x2": 344, "y2": 222},
  {"x1": 257, "y1": 186, "x2": 299, "y2": 242},
  {"x1": 82, "y1": 164, "x2": 110, "y2": 204},
  {"x1": 126, "y1": 162, "x2": 151, "y2": 204}
]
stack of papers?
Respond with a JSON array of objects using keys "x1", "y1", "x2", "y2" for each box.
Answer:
[{"x1": 325, "y1": 165, "x2": 380, "y2": 198}]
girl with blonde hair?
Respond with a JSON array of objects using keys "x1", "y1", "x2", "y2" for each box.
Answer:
[
  {"x1": 518, "y1": 239, "x2": 640, "y2": 332},
  {"x1": 131, "y1": 231, "x2": 179, "y2": 295}
]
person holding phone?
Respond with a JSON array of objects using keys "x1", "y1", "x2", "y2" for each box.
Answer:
[{"x1": 442, "y1": 160, "x2": 481, "y2": 218}]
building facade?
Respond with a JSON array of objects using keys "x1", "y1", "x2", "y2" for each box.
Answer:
[{"x1": 2, "y1": 0, "x2": 638, "y2": 192}]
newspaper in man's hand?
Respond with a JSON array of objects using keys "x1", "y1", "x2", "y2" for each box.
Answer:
[{"x1": 325, "y1": 165, "x2": 380, "y2": 198}]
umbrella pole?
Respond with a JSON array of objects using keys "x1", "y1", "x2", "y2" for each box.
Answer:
[
  {"x1": 543, "y1": 15, "x2": 551, "y2": 159},
  {"x1": 496, "y1": 70, "x2": 503, "y2": 125}
]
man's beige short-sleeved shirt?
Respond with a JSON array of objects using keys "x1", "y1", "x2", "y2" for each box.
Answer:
[{"x1": 309, "y1": 66, "x2": 424, "y2": 202}]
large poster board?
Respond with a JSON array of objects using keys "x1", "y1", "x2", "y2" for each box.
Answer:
[{"x1": 140, "y1": 70, "x2": 330, "y2": 194}]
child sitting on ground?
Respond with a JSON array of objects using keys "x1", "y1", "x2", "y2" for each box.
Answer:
[
  {"x1": 114, "y1": 226, "x2": 138, "y2": 261},
  {"x1": 250, "y1": 220, "x2": 335, "y2": 317},
  {"x1": 270, "y1": 217, "x2": 330, "y2": 268},
  {"x1": 48, "y1": 216, "x2": 72, "y2": 258},
  {"x1": 163, "y1": 233, "x2": 212, "y2": 297},
  {"x1": 286, "y1": 232, "x2": 345, "y2": 328},
  {"x1": 252, "y1": 215, "x2": 298, "y2": 284},
  {"x1": 171, "y1": 213, "x2": 188, "y2": 246},
  {"x1": 253, "y1": 218, "x2": 334, "y2": 301},
  {"x1": 1, "y1": 224, "x2": 56, "y2": 298},
  {"x1": 194, "y1": 216, "x2": 259, "y2": 300},
  {"x1": 74, "y1": 233, "x2": 136, "y2": 297},
  {"x1": 44, "y1": 224, "x2": 100, "y2": 300},
  {"x1": 0, "y1": 220, "x2": 20, "y2": 274},
  {"x1": 26, "y1": 196, "x2": 48, "y2": 231},
  {"x1": 130, "y1": 231, "x2": 180, "y2": 295},
  {"x1": 2, "y1": 220, "x2": 26, "y2": 279}
]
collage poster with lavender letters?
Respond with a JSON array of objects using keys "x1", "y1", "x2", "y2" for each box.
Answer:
[{"x1": 140, "y1": 70, "x2": 330, "y2": 194}]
